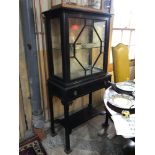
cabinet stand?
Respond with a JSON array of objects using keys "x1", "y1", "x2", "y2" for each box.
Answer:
[{"x1": 48, "y1": 74, "x2": 111, "y2": 153}]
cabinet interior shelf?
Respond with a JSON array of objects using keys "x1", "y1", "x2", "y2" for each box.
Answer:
[{"x1": 52, "y1": 43, "x2": 104, "y2": 50}]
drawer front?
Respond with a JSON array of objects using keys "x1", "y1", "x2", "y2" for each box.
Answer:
[
  {"x1": 66, "y1": 76, "x2": 111, "y2": 100},
  {"x1": 48, "y1": 74, "x2": 111, "y2": 102}
]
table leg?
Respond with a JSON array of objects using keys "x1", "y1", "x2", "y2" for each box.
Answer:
[
  {"x1": 98, "y1": 109, "x2": 110, "y2": 136},
  {"x1": 102, "y1": 82, "x2": 111, "y2": 128},
  {"x1": 102, "y1": 109, "x2": 110, "y2": 128},
  {"x1": 63, "y1": 102, "x2": 72, "y2": 154}
]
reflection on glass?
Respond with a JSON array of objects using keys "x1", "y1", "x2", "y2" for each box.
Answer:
[
  {"x1": 70, "y1": 57, "x2": 85, "y2": 79},
  {"x1": 69, "y1": 18, "x2": 105, "y2": 80},
  {"x1": 51, "y1": 18, "x2": 62, "y2": 78},
  {"x1": 52, "y1": 0, "x2": 102, "y2": 10},
  {"x1": 69, "y1": 18, "x2": 84, "y2": 43},
  {"x1": 94, "y1": 20, "x2": 106, "y2": 41},
  {"x1": 52, "y1": 0, "x2": 61, "y2": 5},
  {"x1": 92, "y1": 48, "x2": 104, "y2": 70}
]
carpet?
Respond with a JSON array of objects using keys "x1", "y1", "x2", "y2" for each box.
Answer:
[{"x1": 19, "y1": 136, "x2": 47, "y2": 155}]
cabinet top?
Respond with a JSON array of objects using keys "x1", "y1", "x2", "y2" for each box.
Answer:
[{"x1": 42, "y1": 5, "x2": 111, "y2": 18}]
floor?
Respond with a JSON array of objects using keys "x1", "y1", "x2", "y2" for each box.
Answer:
[{"x1": 41, "y1": 105, "x2": 128, "y2": 155}]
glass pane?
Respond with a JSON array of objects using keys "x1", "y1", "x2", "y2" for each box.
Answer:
[
  {"x1": 52, "y1": 0, "x2": 102, "y2": 10},
  {"x1": 51, "y1": 18, "x2": 62, "y2": 78},
  {"x1": 70, "y1": 58, "x2": 85, "y2": 79},
  {"x1": 65, "y1": 0, "x2": 101, "y2": 9},
  {"x1": 92, "y1": 48, "x2": 103, "y2": 70},
  {"x1": 94, "y1": 20, "x2": 106, "y2": 41},
  {"x1": 69, "y1": 18, "x2": 104, "y2": 80},
  {"x1": 77, "y1": 25, "x2": 100, "y2": 47},
  {"x1": 52, "y1": 0, "x2": 61, "y2": 5},
  {"x1": 69, "y1": 18, "x2": 85, "y2": 44}
]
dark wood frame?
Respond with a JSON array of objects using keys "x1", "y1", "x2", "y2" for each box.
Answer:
[{"x1": 43, "y1": 7, "x2": 111, "y2": 154}]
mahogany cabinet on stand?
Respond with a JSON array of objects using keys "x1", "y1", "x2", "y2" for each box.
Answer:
[{"x1": 43, "y1": 5, "x2": 111, "y2": 153}]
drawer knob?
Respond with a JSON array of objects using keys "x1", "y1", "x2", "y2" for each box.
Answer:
[{"x1": 74, "y1": 90, "x2": 78, "y2": 96}]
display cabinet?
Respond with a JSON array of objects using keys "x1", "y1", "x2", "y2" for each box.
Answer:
[{"x1": 43, "y1": 6, "x2": 111, "y2": 153}]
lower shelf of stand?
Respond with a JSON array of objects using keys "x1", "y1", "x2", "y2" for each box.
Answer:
[{"x1": 56, "y1": 107, "x2": 100, "y2": 130}]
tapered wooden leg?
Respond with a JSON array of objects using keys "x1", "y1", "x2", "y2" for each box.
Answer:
[
  {"x1": 63, "y1": 103, "x2": 72, "y2": 154},
  {"x1": 88, "y1": 92, "x2": 93, "y2": 109},
  {"x1": 49, "y1": 95, "x2": 57, "y2": 136}
]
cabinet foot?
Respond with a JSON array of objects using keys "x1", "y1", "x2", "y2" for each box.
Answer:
[{"x1": 64, "y1": 149, "x2": 72, "y2": 154}]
